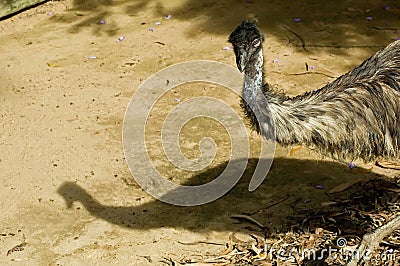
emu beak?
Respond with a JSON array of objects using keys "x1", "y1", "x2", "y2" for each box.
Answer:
[{"x1": 235, "y1": 50, "x2": 249, "y2": 73}]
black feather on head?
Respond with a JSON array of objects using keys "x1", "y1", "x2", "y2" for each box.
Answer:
[
  {"x1": 228, "y1": 20, "x2": 264, "y2": 72},
  {"x1": 228, "y1": 20, "x2": 264, "y2": 46}
]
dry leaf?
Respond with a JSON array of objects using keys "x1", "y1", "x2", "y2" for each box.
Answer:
[
  {"x1": 47, "y1": 62, "x2": 62, "y2": 68},
  {"x1": 320, "y1": 201, "x2": 337, "y2": 207},
  {"x1": 328, "y1": 178, "x2": 362, "y2": 193},
  {"x1": 6, "y1": 242, "x2": 26, "y2": 256},
  {"x1": 289, "y1": 145, "x2": 302, "y2": 156},
  {"x1": 315, "y1": 227, "x2": 323, "y2": 234},
  {"x1": 351, "y1": 166, "x2": 373, "y2": 173}
]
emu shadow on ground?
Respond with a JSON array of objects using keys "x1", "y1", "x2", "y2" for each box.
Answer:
[{"x1": 58, "y1": 157, "x2": 400, "y2": 262}]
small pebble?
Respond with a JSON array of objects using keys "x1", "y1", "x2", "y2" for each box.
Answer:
[
  {"x1": 155, "y1": 22, "x2": 161, "y2": 26},
  {"x1": 149, "y1": 27, "x2": 155, "y2": 32},
  {"x1": 273, "y1": 59, "x2": 280, "y2": 63},
  {"x1": 315, "y1": 184, "x2": 325, "y2": 189},
  {"x1": 165, "y1": 15, "x2": 172, "y2": 20},
  {"x1": 310, "y1": 65, "x2": 315, "y2": 69},
  {"x1": 366, "y1": 16, "x2": 373, "y2": 21},
  {"x1": 47, "y1": 12, "x2": 54, "y2": 16},
  {"x1": 173, "y1": 98, "x2": 181, "y2": 103},
  {"x1": 222, "y1": 46, "x2": 231, "y2": 50},
  {"x1": 293, "y1": 18, "x2": 302, "y2": 23},
  {"x1": 349, "y1": 162, "x2": 356, "y2": 169},
  {"x1": 88, "y1": 56, "x2": 97, "y2": 59},
  {"x1": 99, "y1": 20, "x2": 105, "y2": 24},
  {"x1": 118, "y1": 36, "x2": 125, "y2": 41}
]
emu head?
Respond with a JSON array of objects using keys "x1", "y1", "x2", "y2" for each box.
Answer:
[{"x1": 228, "y1": 20, "x2": 264, "y2": 72}]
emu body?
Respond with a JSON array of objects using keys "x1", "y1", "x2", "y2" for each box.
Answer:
[{"x1": 229, "y1": 21, "x2": 400, "y2": 162}]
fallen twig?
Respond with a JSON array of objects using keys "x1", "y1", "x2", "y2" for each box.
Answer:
[
  {"x1": 369, "y1": 26, "x2": 399, "y2": 31},
  {"x1": 231, "y1": 214, "x2": 265, "y2": 229},
  {"x1": 381, "y1": 240, "x2": 400, "y2": 249},
  {"x1": 282, "y1": 25, "x2": 309, "y2": 52},
  {"x1": 272, "y1": 70, "x2": 336, "y2": 79},
  {"x1": 346, "y1": 215, "x2": 400, "y2": 266},
  {"x1": 258, "y1": 194, "x2": 290, "y2": 214},
  {"x1": 178, "y1": 240, "x2": 224, "y2": 246},
  {"x1": 328, "y1": 178, "x2": 363, "y2": 194},
  {"x1": 160, "y1": 257, "x2": 177, "y2": 266},
  {"x1": 297, "y1": 44, "x2": 385, "y2": 49}
]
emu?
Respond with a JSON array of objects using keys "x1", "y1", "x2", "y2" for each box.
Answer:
[
  {"x1": 229, "y1": 20, "x2": 400, "y2": 163},
  {"x1": 228, "y1": 20, "x2": 400, "y2": 265}
]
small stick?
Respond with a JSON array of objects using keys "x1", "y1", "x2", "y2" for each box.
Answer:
[
  {"x1": 299, "y1": 44, "x2": 385, "y2": 49},
  {"x1": 244, "y1": 194, "x2": 290, "y2": 215},
  {"x1": 282, "y1": 25, "x2": 309, "y2": 52},
  {"x1": 231, "y1": 214, "x2": 265, "y2": 229},
  {"x1": 346, "y1": 215, "x2": 400, "y2": 266},
  {"x1": 369, "y1": 26, "x2": 398, "y2": 31},
  {"x1": 177, "y1": 240, "x2": 224, "y2": 246},
  {"x1": 272, "y1": 70, "x2": 336, "y2": 79}
]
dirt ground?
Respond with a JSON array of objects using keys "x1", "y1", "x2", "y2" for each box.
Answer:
[{"x1": 1, "y1": 0, "x2": 400, "y2": 265}]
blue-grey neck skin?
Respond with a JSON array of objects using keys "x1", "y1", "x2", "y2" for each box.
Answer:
[
  {"x1": 241, "y1": 48, "x2": 276, "y2": 140},
  {"x1": 242, "y1": 49, "x2": 264, "y2": 106}
]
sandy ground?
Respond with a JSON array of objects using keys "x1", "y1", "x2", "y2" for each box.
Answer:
[{"x1": 1, "y1": 0, "x2": 400, "y2": 264}]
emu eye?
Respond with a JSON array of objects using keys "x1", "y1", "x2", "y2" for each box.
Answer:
[{"x1": 252, "y1": 38, "x2": 261, "y2": 47}]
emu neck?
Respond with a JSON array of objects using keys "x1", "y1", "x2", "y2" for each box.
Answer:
[
  {"x1": 241, "y1": 48, "x2": 302, "y2": 145},
  {"x1": 241, "y1": 49, "x2": 276, "y2": 139},
  {"x1": 243, "y1": 49, "x2": 264, "y2": 105}
]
